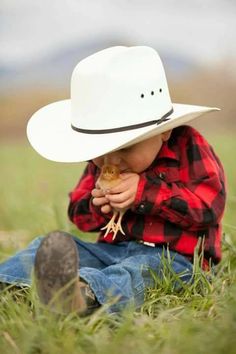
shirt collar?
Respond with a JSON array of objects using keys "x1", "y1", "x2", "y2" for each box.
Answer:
[
  {"x1": 157, "y1": 140, "x2": 180, "y2": 161},
  {"x1": 147, "y1": 140, "x2": 179, "y2": 172}
]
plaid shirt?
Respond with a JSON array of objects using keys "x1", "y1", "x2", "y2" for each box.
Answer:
[{"x1": 68, "y1": 126, "x2": 226, "y2": 265}]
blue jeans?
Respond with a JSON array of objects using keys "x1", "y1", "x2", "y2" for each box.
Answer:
[{"x1": 0, "y1": 235, "x2": 193, "y2": 313}]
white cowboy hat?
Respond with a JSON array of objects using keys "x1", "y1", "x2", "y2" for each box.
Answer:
[{"x1": 27, "y1": 46, "x2": 219, "y2": 162}]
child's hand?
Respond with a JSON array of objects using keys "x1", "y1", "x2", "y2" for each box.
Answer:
[
  {"x1": 91, "y1": 188, "x2": 112, "y2": 214},
  {"x1": 105, "y1": 172, "x2": 140, "y2": 210}
]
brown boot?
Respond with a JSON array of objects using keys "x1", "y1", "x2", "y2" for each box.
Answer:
[
  {"x1": 34, "y1": 231, "x2": 99, "y2": 315},
  {"x1": 75, "y1": 280, "x2": 100, "y2": 316}
]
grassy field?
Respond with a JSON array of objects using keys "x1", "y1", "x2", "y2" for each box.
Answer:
[{"x1": 0, "y1": 135, "x2": 235, "y2": 354}]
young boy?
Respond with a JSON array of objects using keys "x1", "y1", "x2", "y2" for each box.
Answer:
[{"x1": 0, "y1": 46, "x2": 226, "y2": 315}]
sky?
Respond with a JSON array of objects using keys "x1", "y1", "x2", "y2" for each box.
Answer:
[{"x1": 1, "y1": 0, "x2": 236, "y2": 69}]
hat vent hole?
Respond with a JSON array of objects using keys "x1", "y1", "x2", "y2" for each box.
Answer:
[
  {"x1": 159, "y1": 88, "x2": 162, "y2": 93},
  {"x1": 151, "y1": 91, "x2": 154, "y2": 95},
  {"x1": 140, "y1": 94, "x2": 144, "y2": 98}
]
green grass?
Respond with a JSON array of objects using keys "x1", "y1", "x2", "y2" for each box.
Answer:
[{"x1": 0, "y1": 135, "x2": 236, "y2": 354}]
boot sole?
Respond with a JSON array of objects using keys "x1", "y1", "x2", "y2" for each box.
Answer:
[{"x1": 34, "y1": 231, "x2": 79, "y2": 312}]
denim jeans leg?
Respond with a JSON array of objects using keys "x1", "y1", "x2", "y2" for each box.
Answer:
[
  {"x1": 0, "y1": 235, "x2": 123, "y2": 287},
  {"x1": 0, "y1": 236, "x2": 43, "y2": 286},
  {"x1": 0, "y1": 235, "x2": 111, "y2": 287},
  {"x1": 0, "y1": 236, "x2": 193, "y2": 314},
  {"x1": 78, "y1": 242, "x2": 193, "y2": 313}
]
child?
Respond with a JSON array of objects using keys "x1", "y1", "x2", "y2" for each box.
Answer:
[{"x1": 0, "y1": 46, "x2": 226, "y2": 315}]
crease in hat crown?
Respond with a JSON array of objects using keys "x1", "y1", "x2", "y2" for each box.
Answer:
[{"x1": 70, "y1": 46, "x2": 173, "y2": 132}]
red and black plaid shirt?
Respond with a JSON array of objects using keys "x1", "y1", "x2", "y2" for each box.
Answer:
[{"x1": 68, "y1": 125, "x2": 226, "y2": 266}]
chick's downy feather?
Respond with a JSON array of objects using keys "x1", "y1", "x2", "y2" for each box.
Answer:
[{"x1": 97, "y1": 164, "x2": 122, "y2": 191}]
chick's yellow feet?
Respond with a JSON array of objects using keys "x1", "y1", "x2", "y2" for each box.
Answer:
[
  {"x1": 101, "y1": 210, "x2": 126, "y2": 240},
  {"x1": 112, "y1": 213, "x2": 125, "y2": 240},
  {"x1": 101, "y1": 211, "x2": 118, "y2": 237}
]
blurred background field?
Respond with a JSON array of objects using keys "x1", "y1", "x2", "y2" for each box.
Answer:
[
  {"x1": 1, "y1": 1, "x2": 236, "y2": 250},
  {"x1": 0, "y1": 1, "x2": 236, "y2": 353}
]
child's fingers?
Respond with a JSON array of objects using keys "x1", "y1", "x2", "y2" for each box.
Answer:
[
  {"x1": 101, "y1": 204, "x2": 112, "y2": 214},
  {"x1": 109, "y1": 174, "x2": 139, "y2": 194},
  {"x1": 109, "y1": 180, "x2": 131, "y2": 194},
  {"x1": 92, "y1": 196, "x2": 109, "y2": 206},
  {"x1": 110, "y1": 197, "x2": 133, "y2": 209},
  {"x1": 91, "y1": 188, "x2": 105, "y2": 197},
  {"x1": 106, "y1": 190, "x2": 130, "y2": 203}
]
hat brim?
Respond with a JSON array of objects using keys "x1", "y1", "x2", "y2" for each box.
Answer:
[{"x1": 27, "y1": 100, "x2": 219, "y2": 163}]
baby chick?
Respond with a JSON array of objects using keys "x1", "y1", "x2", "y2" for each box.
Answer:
[{"x1": 96, "y1": 164, "x2": 126, "y2": 240}]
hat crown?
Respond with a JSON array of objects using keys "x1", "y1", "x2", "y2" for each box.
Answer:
[
  {"x1": 71, "y1": 46, "x2": 172, "y2": 131},
  {"x1": 27, "y1": 45, "x2": 217, "y2": 163}
]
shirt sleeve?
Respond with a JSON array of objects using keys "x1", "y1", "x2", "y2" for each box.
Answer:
[
  {"x1": 132, "y1": 131, "x2": 226, "y2": 231},
  {"x1": 68, "y1": 162, "x2": 107, "y2": 232}
]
